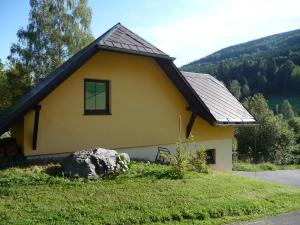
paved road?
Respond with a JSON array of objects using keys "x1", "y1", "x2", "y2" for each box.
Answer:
[
  {"x1": 231, "y1": 170, "x2": 300, "y2": 224},
  {"x1": 234, "y1": 169, "x2": 300, "y2": 188},
  {"x1": 231, "y1": 210, "x2": 300, "y2": 225}
]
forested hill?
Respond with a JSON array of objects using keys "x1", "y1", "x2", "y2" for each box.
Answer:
[{"x1": 181, "y1": 28, "x2": 300, "y2": 97}]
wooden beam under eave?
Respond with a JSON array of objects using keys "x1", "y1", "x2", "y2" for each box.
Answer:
[
  {"x1": 32, "y1": 105, "x2": 41, "y2": 150},
  {"x1": 186, "y1": 112, "x2": 197, "y2": 138}
]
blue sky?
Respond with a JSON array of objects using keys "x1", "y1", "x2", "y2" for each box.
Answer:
[{"x1": 1, "y1": 0, "x2": 300, "y2": 66}]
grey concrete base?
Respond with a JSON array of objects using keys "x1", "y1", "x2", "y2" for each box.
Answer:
[
  {"x1": 231, "y1": 210, "x2": 300, "y2": 225},
  {"x1": 234, "y1": 170, "x2": 300, "y2": 188}
]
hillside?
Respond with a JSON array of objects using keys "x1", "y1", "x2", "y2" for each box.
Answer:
[{"x1": 181, "y1": 29, "x2": 300, "y2": 111}]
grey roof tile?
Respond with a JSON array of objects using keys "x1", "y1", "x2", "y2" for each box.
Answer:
[
  {"x1": 98, "y1": 23, "x2": 170, "y2": 58},
  {"x1": 181, "y1": 71, "x2": 255, "y2": 124}
]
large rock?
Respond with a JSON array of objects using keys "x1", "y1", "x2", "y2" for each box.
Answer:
[{"x1": 63, "y1": 148, "x2": 130, "y2": 179}]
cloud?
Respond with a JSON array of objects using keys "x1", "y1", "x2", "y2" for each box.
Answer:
[{"x1": 136, "y1": 0, "x2": 300, "y2": 66}]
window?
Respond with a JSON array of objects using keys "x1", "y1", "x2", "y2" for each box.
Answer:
[
  {"x1": 84, "y1": 79, "x2": 110, "y2": 115},
  {"x1": 206, "y1": 149, "x2": 216, "y2": 164}
]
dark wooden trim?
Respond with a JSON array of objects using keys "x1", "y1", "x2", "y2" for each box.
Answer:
[
  {"x1": 186, "y1": 112, "x2": 197, "y2": 138},
  {"x1": 84, "y1": 79, "x2": 111, "y2": 115},
  {"x1": 32, "y1": 105, "x2": 41, "y2": 150}
]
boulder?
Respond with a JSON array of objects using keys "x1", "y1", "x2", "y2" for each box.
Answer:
[{"x1": 63, "y1": 148, "x2": 130, "y2": 179}]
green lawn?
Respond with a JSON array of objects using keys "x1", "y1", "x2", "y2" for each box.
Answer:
[
  {"x1": 233, "y1": 162, "x2": 300, "y2": 172},
  {"x1": 1, "y1": 162, "x2": 300, "y2": 225}
]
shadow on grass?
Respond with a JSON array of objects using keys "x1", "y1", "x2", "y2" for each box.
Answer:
[
  {"x1": 0, "y1": 157, "x2": 65, "y2": 177},
  {"x1": 135, "y1": 169, "x2": 178, "y2": 179}
]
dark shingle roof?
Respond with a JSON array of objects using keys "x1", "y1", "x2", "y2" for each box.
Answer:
[
  {"x1": 98, "y1": 23, "x2": 172, "y2": 59},
  {"x1": 181, "y1": 71, "x2": 255, "y2": 124}
]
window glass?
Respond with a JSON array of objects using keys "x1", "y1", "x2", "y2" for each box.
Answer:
[
  {"x1": 84, "y1": 80, "x2": 109, "y2": 114},
  {"x1": 95, "y1": 83, "x2": 106, "y2": 109}
]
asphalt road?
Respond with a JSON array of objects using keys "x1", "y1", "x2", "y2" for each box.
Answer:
[
  {"x1": 231, "y1": 210, "x2": 300, "y2": 225},
  {"x1": 234, "y1": 169, "x2": 300, "y2": 188},
  {"x1": 231, "y1": 170, "x2": 300, "y2": 225}
]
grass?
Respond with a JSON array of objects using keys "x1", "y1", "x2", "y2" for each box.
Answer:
[
  {"x1": 1, "y1": 161, "x2": 300, "y2": 225},
  {"x1": 233, "y1": 162, "x2": 300, "y2": 172}
]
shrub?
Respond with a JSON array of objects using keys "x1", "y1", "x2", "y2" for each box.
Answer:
[
  {"x1": 161, "y1": 136, "x2": 209, "y2": 178},
  {"x1": 190, "y1": 144, "x2": 209, "y2": 173},
  {"x1": 259, "y1": 162, "x2": 277, "y2": 171},
  {"x1": 169, "y1": 138, "x2": 191, "y2": 179},
  {"x1": 160, "y1": 137, "x2": 192, "y2": 179},
  {"x1": 236, "y1": 94, "x2": 296, "y2": 164},
  {"x1": 118, "y1": 154, "x2": 130, "y2": 173}
]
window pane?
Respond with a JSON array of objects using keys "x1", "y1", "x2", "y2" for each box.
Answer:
[
  {"x1": 85, "y1": 97, "x2": 95, "y2": 110},
  {"x1": 85, "y1": 81, "x2": 96, "y2": 110},
  {"x1": 95, "y1": 82, "x2": 106, "y2": 110},
  {"x1": 85, "y1": 82, "x2": 95, "y2": 92}
]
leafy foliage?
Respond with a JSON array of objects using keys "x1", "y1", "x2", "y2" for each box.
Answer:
[
  {"x1": 161, "y1": 138, "x2": 192, "y2": 179},
  {"x1": 280, "y1": 99, "x2": 295, "y2": 119},
  {"x1": 190, "y1": 145, "x2": 209, "y2": 173},
  {"x1": 0, "y1": 0, "x2": 94, "y2": 114},
  {"x1": 236, "y1": 94, "x2": 296, "y2": 164},
  {"x1": 229, "y1": 80, "x2": 241, "y2": 99},
  {"x1": 161, "y1": 136, "x2": 210, "y2": 178},
  {"x1": 9, "y1": 0, "x2": 93, "y2": 83},
  {"x1": 0, "y1": 62, "x2": 12, "y2": 113}
]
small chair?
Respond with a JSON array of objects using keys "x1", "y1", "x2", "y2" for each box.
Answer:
[{"x1": 155, "y1": 147, "x2": 171, "y2": 164}]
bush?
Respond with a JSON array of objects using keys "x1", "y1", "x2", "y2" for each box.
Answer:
[
  {"x1": 161, "y1": 136, "x2": 209, "y2": 178},
  {"x1": 190, "y1": 144, "x2": 209, "y2": 173},
  {"x1": 259, "y1": 162, "x2": 277, "y2": 171},
  {"x1": 162, "y1": 138, "x2": 191, "y2": 179},
  {"x1": 236, "y1": 94, "x2": 297, "y2": 164}
]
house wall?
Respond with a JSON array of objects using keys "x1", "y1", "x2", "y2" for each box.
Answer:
[
  {"x1": 11, "y1": 121, "x2": 24, "y2": 148},
  {"x1": 20, "y1": 51, "x2": 234, "y2": 169},
  {"x1": 118, "y1": 138, "x2": 232, "y2": 171}
]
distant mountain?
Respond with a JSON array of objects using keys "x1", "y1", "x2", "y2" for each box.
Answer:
[{"x1": 181, "y1": 29, "x2": 300, "y2": 99}]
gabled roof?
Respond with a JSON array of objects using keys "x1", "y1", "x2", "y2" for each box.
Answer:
[
  {"x1": 98, "y1": 23, "x2": 173, "y2": 59},
  {"x1": 181, "y1": 71, "x2": 256, "y2": 124},
  {"x1": 0, "y1": 23, "x2": 255, "y2": 135}
]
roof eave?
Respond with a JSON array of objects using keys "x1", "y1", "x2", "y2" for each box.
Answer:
[{"x1": 214, "y1": 121, "x2": 258, "y2": 126}]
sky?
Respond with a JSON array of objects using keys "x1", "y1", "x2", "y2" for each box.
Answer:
[{"x1": 0, "y1": 0, "x2": 300, "y2": 66}]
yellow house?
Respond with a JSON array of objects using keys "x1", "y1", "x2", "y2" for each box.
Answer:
[{"x1": 0, "y1": 23, "x2": 255, "y2": 171}]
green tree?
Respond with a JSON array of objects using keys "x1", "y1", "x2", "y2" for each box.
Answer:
[
  {"x1": 280, "y1": 99, "x2": 294, "y2": 119},
  {"x1": 236, "y1": 94, "x2": 296, "y2": 164},
  {"x1": 6, "y1": 62, "x2": 31, "y2": 103},
  {"x1": 0, "y1": 61, "x2": 12, "y2": 113},
  {"x1": 9, "y1": 0, "x2": 93, "y2": 83},
  {"x1": 229, "y1": 80, "x2": 241, "y2": 99},
  {"x1": 241, "y1": 83, "x2": 250, "y2": 97}
]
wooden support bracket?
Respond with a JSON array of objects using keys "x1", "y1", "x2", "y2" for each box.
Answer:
[
  {"x1": 32, "y1": 105, "x2": 41, "y2": 150},
  {"x1": 186, "y1": 111, "x2": 197, "y2": 138}
]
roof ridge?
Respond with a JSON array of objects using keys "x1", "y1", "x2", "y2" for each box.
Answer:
[
  {"x1": 118, "y1": 24, "x2": 166, "y2": 54},
  {"x1": 97, "y1": 23, "x2": 172, "y2": 58},
  {"x1": 98, "y1": 23, "x2": 123, "y2": 45}
]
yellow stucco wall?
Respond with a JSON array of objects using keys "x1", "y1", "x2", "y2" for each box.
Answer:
[
  {"x1": 11, "y1": 121, "x2": 24, "y2": 148},
  {"x1": 20, "y1": 51, "x2": 233, "y2": 156}
]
